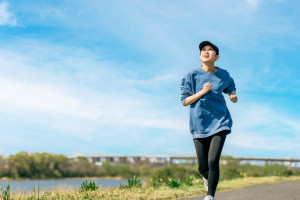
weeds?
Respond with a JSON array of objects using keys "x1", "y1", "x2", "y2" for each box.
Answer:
[
  {"x1": 0, "y1": 184, "x2": 10, "y2": 200},
  {"x1": 80, "y1": 180, "x2": 99, "y2": 192},
  {"x1": 128, "y1": 175, "x2": 142, "y2": 188},
  {"x1": 167, "y1": 178, "x2": 181, "y2": 188},
  {"x1": 149, "y1": 176, "x2": 194, "y2": 188},
  {"x1": 29, "y1": 184, "x2": 40, "y2": 200},
  {"x1": 120, "y1": 175, "x2": 142, "y2": 188},
  {"x1": 149, "y1": 178, "x2": 163, "y2": 188},
  {"x1": 184, "y1": 175, "x2": 196, "y2": 186}
]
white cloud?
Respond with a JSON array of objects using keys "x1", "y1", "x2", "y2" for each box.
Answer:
[
  {"x1": 0, "y1": 41, "x2": 187, "y2": 136},
  {"x1": 0, "y1": 1, "x2": 17, "y2": 26},
  {"x1": 124, "y1": 73, "x2": 178, "y2": 91},
  {"x1": 228, "y1": 102, "x2": 300, "y2": 153},
  {"x1": 0, "y1": 77, "x2": 98, "y2": 118},
  {"x1": 0, "y1": 75, "x2": 187, "y2": 132},
  {"x1": 0, "y1": 77, "x2": 188, "y2": 132},
  {"x1": 245, "y1": 0, "x2": 261, "y2": 10}
]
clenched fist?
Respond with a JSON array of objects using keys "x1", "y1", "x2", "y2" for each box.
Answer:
[
  {"x1": 202, "y1": 82, "x2": 213, "y2": 94},
  {"x1": 229, "y1": 95, "x2": 238, "y2": 103}
]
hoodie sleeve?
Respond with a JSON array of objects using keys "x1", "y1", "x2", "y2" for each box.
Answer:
[
  {"x1": 180, "y1": 73, "x2": 194, "y2": 105},
  {"x1": 223, "y1": 75, "x2": 236, "y2": 94}
]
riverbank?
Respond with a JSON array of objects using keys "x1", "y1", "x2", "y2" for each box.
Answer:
[
  {"x1": 6, "y1": 176, "x2": 300, "y2": 200},
  {"x1": 0, "y1": 176, "x2": 124, "y2": 181},
  {"x1": 0, "y1": 178, "x2": 128, "y2": 193}
]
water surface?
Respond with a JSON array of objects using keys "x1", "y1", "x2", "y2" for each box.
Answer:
[{"x1": 0, "y1": 179, "x2": 128, "y2": 192}]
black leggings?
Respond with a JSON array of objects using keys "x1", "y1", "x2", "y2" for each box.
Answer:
[{"x1": 193, "y1": 130, "x2": 228, "y2": 196}]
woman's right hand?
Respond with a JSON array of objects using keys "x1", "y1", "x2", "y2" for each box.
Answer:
[
  {"x1": 183, "y1": 82, "x2": 212, "y2": 106},
  {"x1": 201, "y1": 82, "x2": 212, "y2": 94}
]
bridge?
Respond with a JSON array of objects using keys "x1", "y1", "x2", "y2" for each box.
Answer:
[
  {"x1": 235, "y1": 157, "x2": 300, "y2": 168},
  {"x1": 79, "y1": 155, "x2": 300, "y2": 168}
]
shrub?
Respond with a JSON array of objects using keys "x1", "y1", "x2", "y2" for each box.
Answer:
[
  {"x1": 220, "y1": 156, "x2": 298, "y2": 179},
  {"x1": 101, "y1": 161, "x2": 118, "y2": 177},
  {"x1": 220, "y1": 156, "x2": 244, "y2": 180},
  {"x1": 116, "y1": 165, "x2": 138, "y2": 179},
  {"x1": 167, "y1": 178, "x2": 181, "y2": 188},
  {"x1": 139, "y1": 164, "x2": 152, "y2": 177},
  {"x1": 184, "y1": 175, "x2": 196, "y2": 186},
  {"x1": 149, "y1": 178, "x2": 163, "y2": 188},
  {"x1": 151, "y1": 165, "x2": 198, "y2": 181}
]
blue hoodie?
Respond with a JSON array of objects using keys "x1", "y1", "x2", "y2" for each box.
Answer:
[{"x1": 180, "y1": 66, "x2": 236, "y2": 138}]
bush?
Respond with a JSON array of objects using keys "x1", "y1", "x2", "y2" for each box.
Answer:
[
  {"x1": 220, "y1": 156, "x2": 298, "y2": 179},
  {"x1": 151, "y1": 165, "x2": 198, "y2": 181},
  {"x1": 116, "y1": 165, "x2": 139, "y2": 179},
  {"x1": 149, "y1": 178, "x2": 163, "y2": 188},
  {"x1": 184, "y1": 175, "x2": 196, "y2": 186},
  {"x1": 167, "y1": 178, "x2": 181, "y2": 188},
  {"x1": 139, "y1": 164, "x2": 152, "y2": 177},
  {"x1": 220, "y1": 156, "x2": 241, "y2": 180},
  {"x1": 101, "y1": 161, "x2": 118, "y2": 177}
]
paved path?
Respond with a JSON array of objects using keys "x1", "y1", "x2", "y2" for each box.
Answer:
[{"x1": 181, "y1": 180, "x2": 300, "y2": 200}]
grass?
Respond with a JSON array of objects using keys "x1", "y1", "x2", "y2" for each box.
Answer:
[
  {"x1": 119, "y1": 175, "x2": 143, "y2": 189},
  {"x1": 3, "y1": 175, "x2": 300, "y2": 200},
  {"x1": 80, "y1": 180, "x2": 99, "y2": 192},
  {"x1": 0, "y1": 184, "x2": 10, "y2": 200}
]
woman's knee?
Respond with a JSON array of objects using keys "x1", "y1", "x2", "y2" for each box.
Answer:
[
  {"x1": 208, "y1": 159, "x2": 220, "y2": 170},
  {"x1": 198, "y1": 163, "x2": 208, "y2": 175}
]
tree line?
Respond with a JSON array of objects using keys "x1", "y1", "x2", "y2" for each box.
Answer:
[
  {"x1": 0, "y1": 151, "x2": 142, "y2": 179},
  {"x1": 0, "y1": 152, "x2": 299, "y2": 180}
]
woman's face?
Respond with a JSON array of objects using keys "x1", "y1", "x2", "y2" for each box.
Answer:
[{"x1": 199, "y1": 45, "x2": 219, "y2": 62}]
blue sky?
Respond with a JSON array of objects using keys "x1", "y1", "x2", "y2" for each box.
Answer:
[{"x1": 0, "y1": 0, "x2": 300, "y2": 158}]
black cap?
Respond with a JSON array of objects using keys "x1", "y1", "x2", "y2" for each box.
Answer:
[{"x1": 199, "y1": 41, "x2": 219, "y2": 55}]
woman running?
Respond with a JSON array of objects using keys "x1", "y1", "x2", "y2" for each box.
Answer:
[{"x1": 180, "y1": 41, "x2": 238, "y2": 200}]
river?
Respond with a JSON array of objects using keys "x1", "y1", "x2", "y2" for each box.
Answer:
[{"x1": 0, "y1": 179, "x2": 128, "y2": 192}]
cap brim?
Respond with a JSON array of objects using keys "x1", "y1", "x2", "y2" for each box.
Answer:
[{"x1": 199, "y1": 41, "x2": 219, "y2": 55}]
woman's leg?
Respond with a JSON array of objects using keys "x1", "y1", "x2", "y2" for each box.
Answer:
[
  {"x1": 207, "y1": 130, "x2": 228, "y2": 196},
  {"x1": 193, "y1": 137, "x2": 211, "y2": 180}
]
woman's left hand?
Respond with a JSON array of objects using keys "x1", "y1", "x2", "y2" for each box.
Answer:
[{"x1": 229, "y1": 95, "x2": 238, "y2": 103}]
